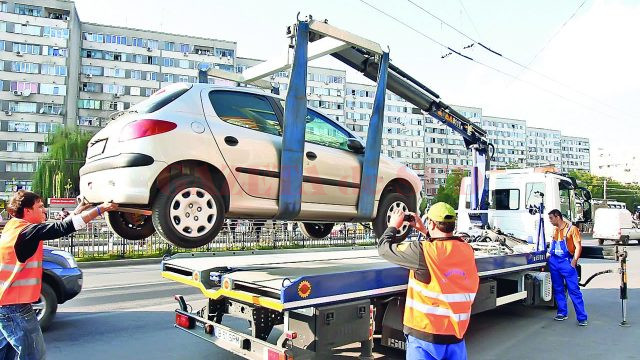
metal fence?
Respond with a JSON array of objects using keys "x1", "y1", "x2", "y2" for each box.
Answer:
[{"x1": 44, "y1": 220, "x2": 379, "y2": 260}]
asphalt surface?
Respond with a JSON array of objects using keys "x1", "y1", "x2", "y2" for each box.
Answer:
[{"x1": 45, "y1": 239, "x2": 639, "y2": 360}]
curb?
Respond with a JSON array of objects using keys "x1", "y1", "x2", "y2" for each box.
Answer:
[{"x1": 78, "y1": 257, "x2": 163, "y2": 269}]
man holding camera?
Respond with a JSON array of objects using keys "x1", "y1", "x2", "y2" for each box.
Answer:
[{"x1": 378, "y1": 202, "x2": 479, "y2": 360}]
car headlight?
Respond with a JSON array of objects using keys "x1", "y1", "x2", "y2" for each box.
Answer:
[{"x1": 51, "y1": 250, "x2": 78, "y2": 268}]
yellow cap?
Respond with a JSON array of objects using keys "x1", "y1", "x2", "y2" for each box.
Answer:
[{"x1": 427, "y1": 202, "x2": 456, "y2": 222}]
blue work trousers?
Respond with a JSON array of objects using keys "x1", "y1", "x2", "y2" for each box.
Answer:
[
  {"x1": 0, "y1": 304, "x2": 46, "y2": 360},
  {"x1": 548, "y1": 255, "x2": 588, "y2": 322},
  {"x1": 406, "y1": 335, "x2": 467, "y2": 360}
]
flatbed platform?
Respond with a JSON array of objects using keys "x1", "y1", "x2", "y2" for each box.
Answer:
[{"x1": 162, "y1": 246, "x2": 547, "y2": 311}]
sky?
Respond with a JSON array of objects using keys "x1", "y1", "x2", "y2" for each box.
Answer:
[{"x1": 72, "y1": 0, "x2": 640, "y2": 153}]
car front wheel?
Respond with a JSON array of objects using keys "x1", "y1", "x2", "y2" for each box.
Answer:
[
  {"x1": 33, "y1": 282, "x2": 57, "y2": 331},
  {"x1": 152, "y1": 175, "x2": 225, "y2": 249},
  {"x1": 105, "y1": 211, "x2": 155, "y2": 240},
  {"x1": 373, "y1": 193, "x2": 414, "y2": 241},
  {"x1": 299, "y1": 222, "x2": 334, "y2": 240}
]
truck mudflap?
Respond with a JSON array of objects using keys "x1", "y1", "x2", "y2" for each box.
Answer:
[{"x1": 174, "y1": 308, "x2": 296, "y2": 360}]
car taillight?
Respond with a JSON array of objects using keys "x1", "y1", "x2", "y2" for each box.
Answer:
[
  {"x1": 120, "y1": 119, "x2": 177, "y2": 141},
  {"x1": 175, "y1": 313, "x2": 194, "y2": 329},
  {"x1": 265, "y1": 349, "x2": 290, "y2": 360}
]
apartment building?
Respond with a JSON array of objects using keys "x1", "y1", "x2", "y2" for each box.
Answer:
[
  {"x1": 526, "y1": 127, "x2": 562, "y2": 168},
  {"x1": 560, "y1": 135, "x2": 590, "y2": 173},
  {"x1": 482, "y1": 116, "x2": 527, "y2": 167},
  {"x1": 78, "y1": 23, "x2": 236, "y2": 128},
  {"x1": 592, "y1": 147, "x2": 638, "y2": 184},
  {"x1": 0, "y1": 0, "x2": 80, "y2": 198}
]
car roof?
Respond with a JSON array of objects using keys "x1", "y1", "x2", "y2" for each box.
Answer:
[{"x1": 188, "y1": 83, "x2": 282, "y2": 100}]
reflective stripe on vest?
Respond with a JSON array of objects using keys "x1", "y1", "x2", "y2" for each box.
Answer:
[
  {"x1": 403, "y1": 239, "x2": 480, "y2": 339},
  {"x1": 0, "y1": 218, "x2": 43, "y2": 305}
]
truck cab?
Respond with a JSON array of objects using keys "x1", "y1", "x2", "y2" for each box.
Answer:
[{"x1": 457, "y1": 168, "x2": 592, "y2": 242}]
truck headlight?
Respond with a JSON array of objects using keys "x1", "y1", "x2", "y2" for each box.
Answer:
[{"x1": 51, "y1": 250, "x2": 78, "y2": 268}]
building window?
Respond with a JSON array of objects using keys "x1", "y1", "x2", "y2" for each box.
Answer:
[
  {"x1": 214, "y1": 48, "x2": 234, "y2": 58},
  {"x1": 129, "y1": 87, "x2": 140, "y2": 96},
  {"x1": 103, "y1": 67, "x2": 125, "y2": 78},
  {"x1": 10, "y1": 81, "x2": 38, "y2": 94},
  {"x1": 0, "y1": 2, "x2": 6, "y2": 12},
  {"x1": 178, "y1": 59, "x2": 190, "y2": 69},
  {"x1": 77, "y1": 116, "x2": 99, "y2": 127},
  {"x1": 43, "y1": 26, "x2": 69, "y2": 39},
  {"x1": 45, "y1": 46, "x2": 67, "y2": 57},
  {"x1": 180, "y1": 43, "x2": 190, "y2": 53},
  {"x1": 164, "y1": 42, "x2": 174, "y2": 51},
  {"x1": 13, "y1": 23, "x2": 41, "y2": 36},
  {"x1": 11, "y1": 62, "x2": 39, "y2": 74},
  {"x1": 12, "y1": 43, "x2": 40, "y2": 55},
  {"x1": 5, "y1": 180, "x2": 32, "y2": 192},
  {"x1": 38, "y1": 122, "x2": 60, "y2": 133},
  {"x1": 7, "y1": 121, "x2": 36, "y2": 132},
  {"x1": 130, "y1": 70, "x2": 142, "y2": 80},
  {"x1": 81, "y1": 65, "x2": 103, "y2": 76},
  {"x1": 6, "y1": 141, "x2": 35, "y2": 152},
  {"x1": 145, "y1": 72, "x2": 157, "y2": 81},
  {"x1": 163, "y1": 74, "x2": 174, "y2": 83},
  {"x1": 14, "y1": 3, "x2": 42, "y2": 16},
  {"x1": 103, "y1": 84, "x2": 125, "y2": 95},
  {"x1": 8, "y1": 102, "x2": 37, "y2": 113},
  {"x1": 40, "y1": 64, "x2": 67, "y2": 76},
  {"x1": 41, "y1": 103, "x2": 63, "y2": 115},
  {"x1": 77, "y1": 99, "x2": 101, "y2": 109},
  {"x1": 5, "y1": 162, "x2": 34, "y2": 172}
]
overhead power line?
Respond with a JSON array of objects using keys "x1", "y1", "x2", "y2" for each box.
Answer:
[
  {"x1": 404, "y1": 0, "x2": 636, "y2": 122},
  {"x1": 358, "y1": 0, "x2": 630, "y2": 123}
]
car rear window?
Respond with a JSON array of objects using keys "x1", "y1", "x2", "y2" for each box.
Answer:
[{"x1": 130, "y1": 83, "x2": 192, "y2": 114}]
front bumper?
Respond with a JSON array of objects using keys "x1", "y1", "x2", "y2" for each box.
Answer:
[
  {"x1": 79, "y1": 153, "x2": 166, "y2": 205},
  {"x1": 54, "y1": 268, "x2": 83, "y2": 303}
]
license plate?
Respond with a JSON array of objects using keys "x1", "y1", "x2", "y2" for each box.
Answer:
[
  {"x1": 214, "y1": 327, "x2": 242, "y2": 347},
  {"x1": 87, "y1": 139, "x2": 107, "y2": 158}
]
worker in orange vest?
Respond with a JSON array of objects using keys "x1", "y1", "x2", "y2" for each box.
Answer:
[
  {"x1": 378, "y1": 202, "x2": 479, "y2": 360},
  {"x1": 0, "y1": 190, "x2": 117, "y2": 359}
]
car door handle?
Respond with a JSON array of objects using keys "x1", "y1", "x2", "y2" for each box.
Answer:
[
  {"x1": 306, "y1": 151, "x2": 317, "y2": 160},
  {"x1": 224, "y1": 136, "x2": 239, "y2": 146}
]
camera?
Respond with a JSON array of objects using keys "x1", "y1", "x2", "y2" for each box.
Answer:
[{"x1": 403, "y1": 214, "x2": 415, "y2": 222}]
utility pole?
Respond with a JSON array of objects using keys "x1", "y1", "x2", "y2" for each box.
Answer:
[{"x1": 604, "y1": 178, "x2": 608, "y2": 205}]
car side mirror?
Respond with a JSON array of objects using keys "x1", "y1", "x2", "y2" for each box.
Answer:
[{"x1": 347, "y1": 138, "x2": 365, "y2": 154}]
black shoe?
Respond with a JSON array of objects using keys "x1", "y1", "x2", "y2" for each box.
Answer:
[
  {"x1": 554, "y1": 315, "x2": 568, "y2": 321},
  {"x1": 578, "y1": 320, "x2": 588, "y2": 326}
]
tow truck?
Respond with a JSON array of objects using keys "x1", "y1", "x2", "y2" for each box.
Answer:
[{"x1": 161, "y1": 16, "x2": 618, "y2": 359}]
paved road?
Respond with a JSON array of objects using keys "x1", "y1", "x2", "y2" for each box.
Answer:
[{"x1": 45, "y1": 240, "x2": 639, "y2": 359}]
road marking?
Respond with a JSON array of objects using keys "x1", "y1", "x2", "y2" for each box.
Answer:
[{"x1": 83, "y1": 281, "x2": 174, "y2": 291}]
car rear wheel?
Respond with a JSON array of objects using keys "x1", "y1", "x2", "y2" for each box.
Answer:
[
  {"x1": 299, "y1": 222, "x2": 334, "y2": 240},
  {"x1": 105, "y1": 211, "x2": 155, "y2": 240},
  {"x1": 152, "y1": 175, "x2": 225, "y2": 249},
  {"x1": 373, "y1": 193, "x2": 414, "y2": 241},
  {"x1": 33, "y1": 282, "x2": 57, "y2": 331},
  {"x1": 597, "y1": 239, "x2": 604, "y2": 245}
]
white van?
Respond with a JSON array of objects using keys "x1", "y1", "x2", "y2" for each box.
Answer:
[{"x1": 592, "y1": 208, "x2": 640, "y2": 245}]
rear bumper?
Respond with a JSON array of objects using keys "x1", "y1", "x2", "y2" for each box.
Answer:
[{"x1": 79, "y1": 155, "x2": 167, "y2": 205}]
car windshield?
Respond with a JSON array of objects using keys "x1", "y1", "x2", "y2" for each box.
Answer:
[{"x1": 130, "y1": 83, "x2": 192, "y2": 114}]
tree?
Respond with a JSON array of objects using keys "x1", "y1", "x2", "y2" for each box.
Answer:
[
  {"x1": 433, "y1": 168, "x2": 466, "y2": 209},
  {"x1": 569, "y1": 170, "x2": 640, "y2": 210},
  {"x1": 32, "y1": 127, "x2": 93, "y2": 201}
]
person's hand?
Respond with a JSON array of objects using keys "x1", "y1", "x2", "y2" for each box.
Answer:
[
  {"x1": 73, "y1": 202, "x2": 92, "y2": 215},
  {"x1": 99, "y1": 202, "x2": 119, "y2": 213},
  {"x1": 389, "y1": 208, "x2": 405, "y2": 230},
  {"x1": 571, "y1": 258, "x2": 578, "y2": 268},
  {"x1": 406, "y1": 212, "x2": 427, "y2": 235}
]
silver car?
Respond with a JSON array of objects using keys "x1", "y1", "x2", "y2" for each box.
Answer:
[{"x1": 79, "y1": 83, "x2": 421, "y2": 248}]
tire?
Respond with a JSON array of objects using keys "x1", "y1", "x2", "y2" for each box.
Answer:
[
  {"x1": 597, "y1": 239, "x2": 604, "y2": 246},
  {"x1": 622, "y1": 236, "x2": 630, "y2": 246},
  {"x1": 299, "y1": 222, "x2": 334, "y2": 239},
  {"x1": 373, "y1": 192, "x2": 414, "y2": 241},
  {"x1": 152, "y1": 175, "x2": 225, "y2": 249},
  {"x1": 105, "y1": 211, "x2": 155, "y2": 240},
  {"x1": 33, "y1": 282, "x2": 57, "y2": 331}
]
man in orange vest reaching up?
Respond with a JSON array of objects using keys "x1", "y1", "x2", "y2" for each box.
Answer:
[
  {"x1": 378, "y1": 202, "x2": 479, "y2": 360},
  {"x1": 0, "y1": 190, "x2": 118, "y2": 359}
]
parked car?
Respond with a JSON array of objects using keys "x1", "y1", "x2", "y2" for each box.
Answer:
[
  {"x1": 592, "y1": 208, "x2": 640, "y2": 245},
  {"x1": 38, "y1": 245, "x2": 83, "y2": 330},
  {"x1": 79, "y1": 83, "x2": 422, "y2": 248}
]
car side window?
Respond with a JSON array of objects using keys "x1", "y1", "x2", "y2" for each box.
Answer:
[
  {"x1": 305, "y1": 109, "x2": 351, "y2": 151},
  {"x1": 209, "y1": 91, "x2": 281, "y2": 136}
]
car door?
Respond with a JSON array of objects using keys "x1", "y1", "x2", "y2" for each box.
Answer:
[
  {"x1": 205, "y1": 90, "x2": 282, "y2": 200},
  {"x1": 301, "y1": 109, "x2": 362, "y2": 206}
]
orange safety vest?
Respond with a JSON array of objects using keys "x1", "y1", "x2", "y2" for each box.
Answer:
[
  {"x1": 403, "y1": 238, "x2": 479, "y2": 340},
  {"x1": 0, "y1": 218, "x2": 43, "y2": 305}
]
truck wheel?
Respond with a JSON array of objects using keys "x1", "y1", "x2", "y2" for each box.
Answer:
[
  {"x1": 105, "y1": 211, "x2": 155, "y2": 240},
  {"x1": 152, "y1": 175, "x2": 225, "y2": 249},
  {"x1": 299, "y1": 222, "x2": 334, "y2": 239},
  {"x1": 622, "y1": 236, "x2": 630, "y2": 245},
  {"x1": 33, "y1": 282, "x2": 57, "y2": 331},
  {"x1": 373, "y1": 193, "x2": 414, "y2": 241},
  {"x1": 597, "y1": 239, "x2": 604, "y2": 246}
]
